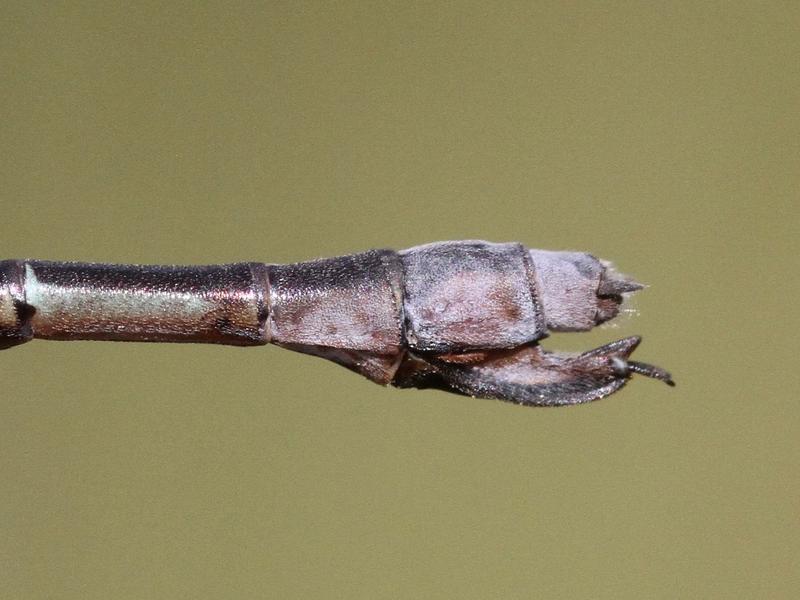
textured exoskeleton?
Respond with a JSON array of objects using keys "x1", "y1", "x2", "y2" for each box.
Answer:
[{"x1": 0, "y1": 241, "x2": 673, "y2": 406}]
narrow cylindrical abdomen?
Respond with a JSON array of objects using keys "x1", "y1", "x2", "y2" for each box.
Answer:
[{"x1": 4, "y1": 261, "x2": 269, "y2": 346}]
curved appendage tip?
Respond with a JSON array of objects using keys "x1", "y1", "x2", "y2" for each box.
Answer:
[{"x1": 393, "y1": 336, "x2": 674, "y2": 406}]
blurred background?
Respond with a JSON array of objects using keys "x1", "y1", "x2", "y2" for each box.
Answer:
[{"x1": 2, "y1": 2, "x2": 797, "y2": 598}]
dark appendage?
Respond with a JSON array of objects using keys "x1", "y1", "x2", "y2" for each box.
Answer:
[
  {"x1": 621, "y1": 360, "x2": 675, "y2": 387},
  {"x1": 392, "y1": 336, "x2": 674, "y2": 406}
]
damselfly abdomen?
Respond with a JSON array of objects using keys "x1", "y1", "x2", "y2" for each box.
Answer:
[{"x1": 0, "y1": 240, "x2": 673, "y2": 406}]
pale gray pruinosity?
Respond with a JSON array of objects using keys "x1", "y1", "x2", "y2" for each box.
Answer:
[{"x1": 529, "y1": 249, "x2": 605, "y2": 331}]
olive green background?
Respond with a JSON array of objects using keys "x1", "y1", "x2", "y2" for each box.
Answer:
[{"x1": 2, "y1": 2, "x2": 797, "y2": 598}]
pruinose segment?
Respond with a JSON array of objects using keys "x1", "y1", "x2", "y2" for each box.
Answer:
[{"x1": 0, "y1": 240, "x2": 673, "y2": 406}]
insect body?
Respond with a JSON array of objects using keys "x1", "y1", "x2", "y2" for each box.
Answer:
[{"x1": 0, "y1": 240, "x2": 673, "y2": 406}]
